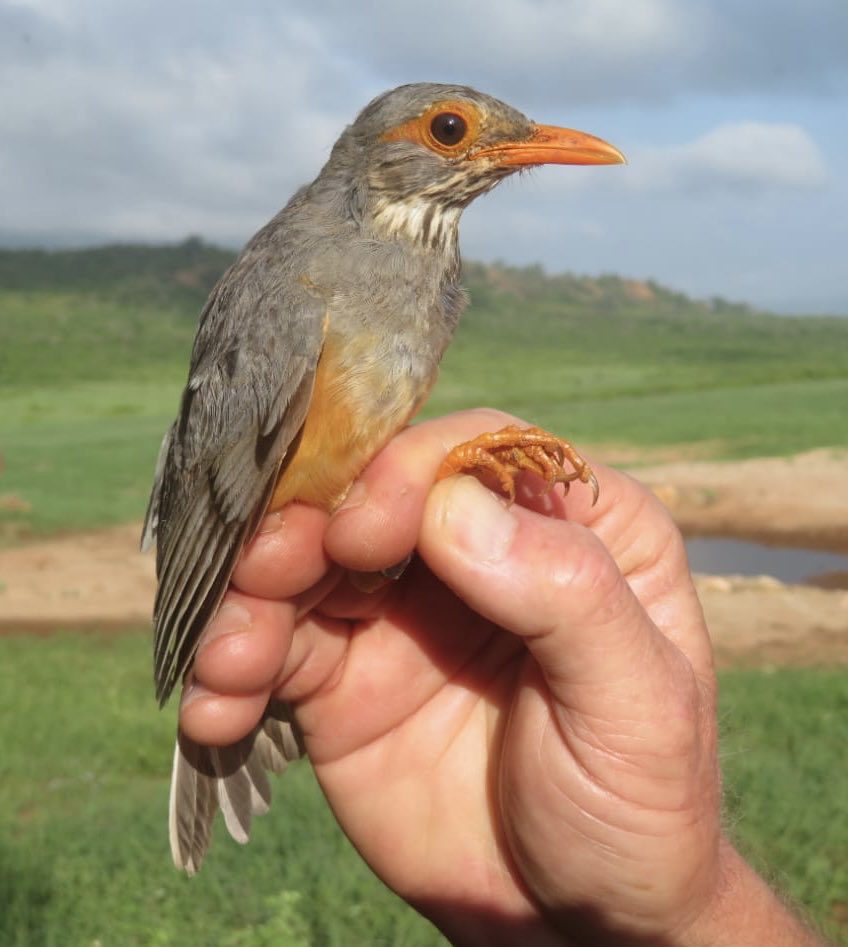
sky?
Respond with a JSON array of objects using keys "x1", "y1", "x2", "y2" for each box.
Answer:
[{"x1": 2, "y1": 0, "x2": 847, "y2": 313}]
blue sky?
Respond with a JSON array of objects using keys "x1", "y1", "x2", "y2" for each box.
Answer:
[{"x1": 2, "y1": 0, "x2": 846, "y2": 313}]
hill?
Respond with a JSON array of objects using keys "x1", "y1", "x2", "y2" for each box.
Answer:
[
  {"x1": 0, "y1": 238, "x2": 232, "y2": 307},
  {"x1": 1, "y1": 239, "x2": 846, "y2": 391},
  {"x1": 0, "y1": 237, "x2": 745, "y2": 314}
]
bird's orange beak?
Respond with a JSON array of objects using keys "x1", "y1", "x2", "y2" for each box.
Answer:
[{"x1": 472, "y1": 124, "x2": 626, "y2": 167}]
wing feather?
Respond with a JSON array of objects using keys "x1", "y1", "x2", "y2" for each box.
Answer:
[
  {"x1": 143, "y1": 258, "x2": 325, "y2": 705},
  {"x1": 145, "y1": 215, "x2": 326, "y2": 873}
]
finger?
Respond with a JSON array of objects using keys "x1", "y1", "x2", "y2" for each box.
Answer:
[
  {"x1": 419, "y1": 476, "x2": 706, "y2": 717},
  {"x1": 231, "y1": 502, "x2": 331, "y2": 599},
  {"x1": 326, "y1": 408, "x2": 711, "y2": 680},
  {"x1": 180, "y1": 612, "x2": 352, "y2": 748},
  {"x1": 309, "y1": 570, "x2": 399, "y2": 621},
  {"x1": 180, "y1": 589, "x2": 352, "y2": 746},
  {"x1": 326, "y1": 407, "x2": 542, "y2": 573},
  {"x1": 179, "y1": 683, "x2": 272, "y2": 746},
  {"x1": 191, "y1": 591, "x2": 296, "y2": 695},
  {"x1": 556, "y1": 468, "x2": 714, "y2": 682},
  {"x1": 291, "y1": 562, "x2": 513, "y2": 763}
]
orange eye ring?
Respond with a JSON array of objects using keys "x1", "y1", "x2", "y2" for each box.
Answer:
[{"x1": 381, "y1": 100, "x2": 482, "y2": 157}]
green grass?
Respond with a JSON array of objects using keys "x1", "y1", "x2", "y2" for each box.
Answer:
[
  {"x1": 3, "y1": 369, "x2": 845, "y2": 539},
  {"x1": 0, "y1": 631, "x2": 845, "y2": 945},
  {"x1": 2, "y1": 244, "x2": 847, "y2": 537},
  {"x1": 720, "y1": 669, "x2": 848, "y2": 942},
  {"x1": 0, "y1": 291, "x2": 194, "y2": 388},
  {"x1": 428, "y1": 371, "x2": 848, "y2": 459},
  {"x1": 3, "y1": 281, "x2": 848, "y2": 537},
  {"x1": 0, "y1": 631, "x2": 447, "y2": 947},
  {"x1": 0, "y1": 381, "x2": 181, "y2": 537}
]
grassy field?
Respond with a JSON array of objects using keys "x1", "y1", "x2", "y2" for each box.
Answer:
[
  {"x1": 0, "y1": 631, "x2": 445, "y2": 947},
  {"x1": 0, "y1": 630, "x2": 846, "y2": 947},
  {"x1": 1, "y1": 244, "x2": 847, "y2": 942},
  {"x1": 5, "y1": 368, "x2": 847, "y2": 538},
  {"x1": 2, "y1": 244, "x2": 848, "y2": 538}
]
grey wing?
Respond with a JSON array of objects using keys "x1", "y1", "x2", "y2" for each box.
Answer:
[{"x1": 142, "y1": 272, "x2": 326, "y2": 706}]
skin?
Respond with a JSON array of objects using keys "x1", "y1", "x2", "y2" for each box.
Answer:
[{"x1": 180, "y1": 409, "x2": 826, "y2": 946}]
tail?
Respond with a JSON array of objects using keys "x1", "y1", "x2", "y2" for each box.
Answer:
[{"x1": 168, "y1": 699, "x2": 305, "y2": 874}]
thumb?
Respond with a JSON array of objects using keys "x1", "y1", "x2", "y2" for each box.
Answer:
[{"x1": 418, "y1": 476, "x2": 692, "y2": 716}]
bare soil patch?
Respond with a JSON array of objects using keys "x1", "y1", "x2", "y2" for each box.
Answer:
[
  {"x1": 636, "y1": 448, "x2": 848, "y2": 554},
  {"x1": 635, "y1": 448, "x2": 848, "y2": 666},
  {"x1": 1, "y1": 449, "x2": 846, "y2": 667}
]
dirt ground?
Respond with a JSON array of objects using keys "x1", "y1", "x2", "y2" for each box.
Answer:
[{"x1": 1, "y1": 449, "x2": 846, "y2": 667}]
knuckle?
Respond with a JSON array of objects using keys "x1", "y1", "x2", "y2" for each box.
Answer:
[{"x1": 539, "y1": 528, "x2": 622, "y2": 621}]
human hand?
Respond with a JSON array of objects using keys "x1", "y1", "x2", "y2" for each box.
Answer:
[{"x1": 180, "y1": 409, "x2": 822, "y2": 946}]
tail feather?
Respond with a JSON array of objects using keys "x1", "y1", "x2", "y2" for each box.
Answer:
[{"x1": 168, "y1": 701, "x2": 304, "y2": 874}]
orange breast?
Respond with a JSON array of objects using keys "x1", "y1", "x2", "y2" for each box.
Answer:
[{"x1": 268, "y1": 331, "x2": 432, "y2": 513}]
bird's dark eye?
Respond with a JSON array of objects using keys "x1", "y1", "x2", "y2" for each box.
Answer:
[{"x1": 430, "y1": 112, "x2": 468, "y2": 147}]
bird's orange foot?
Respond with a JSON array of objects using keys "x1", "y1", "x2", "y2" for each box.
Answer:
[{"x1": 437, "y1": 425, "x2": 599, "y2": 505}]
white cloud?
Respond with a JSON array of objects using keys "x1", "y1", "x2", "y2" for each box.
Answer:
[
  {"x1": 0, "y1": 0, "x2": 846, "y2": 312},
  {"x1": 296, "y1": 0, "x2": 699, "y2": 107},
  {"x1": 0, "y1": 2, "x2": 363, "y2": 243},
  {"x1": 287, "y1": 0, "x2": 847, "y2": 107},
  {"x1": 628, "y1": 122, "x2": 828, "y2": 194}
]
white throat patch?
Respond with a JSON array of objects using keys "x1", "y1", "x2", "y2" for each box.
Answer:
[{"x1": 372, "y1": 197, "x2": 461, "y2": 252}]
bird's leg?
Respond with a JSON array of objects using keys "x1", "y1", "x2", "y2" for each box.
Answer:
[{"x1": 437, "y1": 425, "x2": 599, "y2": 505}]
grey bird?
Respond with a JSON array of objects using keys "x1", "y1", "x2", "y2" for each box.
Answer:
[{"x1": 142, "y1": 82, "x2": 624, "y2": 873}]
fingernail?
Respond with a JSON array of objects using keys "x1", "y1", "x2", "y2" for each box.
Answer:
[
  {"x1": 179, "y1": 678, "x2": 208, "y2": 710},
  {"x1": 198, "y1": 602, "x2": 252, "y2": 652},
  {"x1": 440, "y1": 476, "x2": 517, "y2": 563},
  {"x1": 337, "y1": 478, "x2": 368, "y2": 512},
  {"x1": 256, "y1": 512, "x2": 282, "y2": 535}
]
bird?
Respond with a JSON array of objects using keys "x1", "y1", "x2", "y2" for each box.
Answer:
[{"x1": 141, "y1": 82, "x2": 625, "y2": 873}]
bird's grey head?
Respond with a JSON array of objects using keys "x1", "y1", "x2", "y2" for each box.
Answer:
[{"x1": 312, "y1": 82, "x2": 625, "y2": 252}]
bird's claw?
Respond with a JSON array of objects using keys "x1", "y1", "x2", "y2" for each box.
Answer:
[{"x1": 436, "y1": 425, "x2": 598, "y2": 505}]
